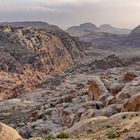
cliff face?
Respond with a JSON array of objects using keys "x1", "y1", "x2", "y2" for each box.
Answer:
[
  {"x1": 45, "y1": 29, "x2": 85, "y2": 60},
  {"x1": 0, "y1": 25, "x2": 77, "y2": 100}
]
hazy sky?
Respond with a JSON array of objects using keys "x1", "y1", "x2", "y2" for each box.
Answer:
[{"x1": 0, "y1": 0, "x2": 140, "y2": 29}]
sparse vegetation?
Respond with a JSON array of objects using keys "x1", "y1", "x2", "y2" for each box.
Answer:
[
  {"x1": 56, "y1": 132, "x2": 69, "y2": 139},
  {"x1": 106, "y1": 125, "x2": 112, "y2": 128},
  {"x1": 122, "y1": 115, "x2": 127, "y2": 119},
  {"x1": 106, "y1": 130, "x2": 120, "y2": 139},
  {"x1": 45, "y1": 135, "x2": 54, "y2": 140},
  {"x1": 87, "y1": 128, "x2": 93, "y2": 134}
]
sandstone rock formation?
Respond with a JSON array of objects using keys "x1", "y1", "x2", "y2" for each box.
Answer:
[{"x1": 0, "y1": 123, "x2": 23, "y2": 140}]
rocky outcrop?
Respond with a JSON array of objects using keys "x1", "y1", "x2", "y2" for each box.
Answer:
[
  {"x1": 0, "y1": 21, "x2": 86, "y2": 60},
  {"x1": 123, "y1": 70, "x2": 138, "y2": 82},
  {"x1": 62, "y1": 112, "x2": 140, "y2": 140},
  {"x1": 0, "y1": 25, "x2": 84, "y2": 99},
  {"x1": 45, "y1": 29, "x2": 85, "y2": 60}
]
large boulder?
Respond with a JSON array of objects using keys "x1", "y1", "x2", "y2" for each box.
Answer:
[
  {"x1": 0, "y1": 122, "x2": 23, "y2": 140},
  {"x1": 123, "y1": 70, "x2": 138, "y2": 82},
  {"x1": 87, "y1": 77, "x2": 108, "y2": 100},
  {"x1": 116, "y1": 79, "x2": 140, "y2": 103},
  {"x1": 101, "y1": 104, "x2": 122, "y2": 117},
  {"x1": 110, "y1": 82, "x2": 124, "y2": 96},
  {"x1": 64, "y1": 116, "x2": 108, "y2": 134},
  {"x1": 121, "y1": 93, "x2": 140, "y2": 112}
]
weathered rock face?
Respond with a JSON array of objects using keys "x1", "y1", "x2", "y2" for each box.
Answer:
[
  {"x1": 0, "y1": 123, "x2": 23, "y2": 140},
  {"x1": 0, "y1": 25, "x2": 84, "y2": 99},
  {"x1": 45, "y1": 29, "x2": 85, "y2": 60},
  {"x1": 0, "y1": 25, "x2": 72, "y2": 72}
]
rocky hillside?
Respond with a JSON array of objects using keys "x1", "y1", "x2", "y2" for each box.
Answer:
[
  {"x1": 0, "y1": 25, "x2": 84, "y2": 100},
  {"x1": 0, "y1": 21, "x2": 86, "y2": 60},
  {"x1": 125, "y1": 24, "x2": 140, "y2": 47},
  {"x1": 78, "y1": 32, "x2": 126, "y2": 48}
]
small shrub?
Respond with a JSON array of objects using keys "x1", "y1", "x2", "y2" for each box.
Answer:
[
  {"x1": 122, "y1": 115, "x2": 127, "y2": 119},
  {"x1": 45, "y1": 135, "x2": 54, "y2": 140},
  {"x1": 87, "y1": 128, "x2": 93, "y2": 134},
  {"x1": 106, "y1": 125, "x2": 111, "y2": 128},
  {"x1": 56, "y1": 132, "x2": 69, "y2": 139},
  {"x1": 106, "y1": 130, "x2": 120, "y2": 139},
  {"x1": 136, "y1": 113, "x2": 139, "y2": 116}
]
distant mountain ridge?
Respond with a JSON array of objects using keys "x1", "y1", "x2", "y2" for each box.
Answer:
[
  {"x1": 66, "y1": 23, "x2": 131, "y2": 36},
  {"x1": 99, "y1": 24, "x2": 131, "y2": 34},
  {"x1": 66, "y1": 23, "x2": 100, "y2": 37}
]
